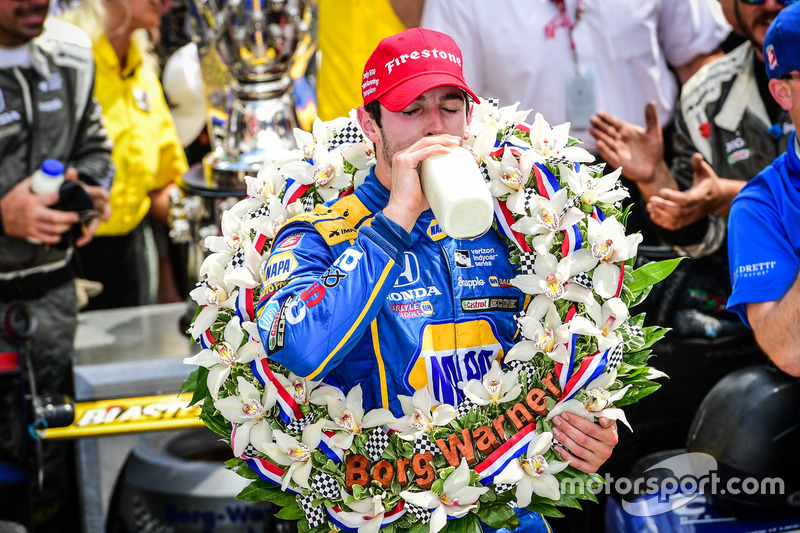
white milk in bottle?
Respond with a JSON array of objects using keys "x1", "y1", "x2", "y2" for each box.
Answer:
[{"x1": 420, "y1": 147, "x2": 493, "y2": 240}]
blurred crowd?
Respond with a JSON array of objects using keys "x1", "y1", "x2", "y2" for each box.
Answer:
[{"x1": 1, "y1": 0, "x2": 797, "y2": 531}]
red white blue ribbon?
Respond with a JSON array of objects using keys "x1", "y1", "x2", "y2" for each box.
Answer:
[
  {"x1": 561, "y1": 222, "x2": 583, "y2": 257},
  {"x1": 476, "y1": 422, "x2": 539, "y2": 485},
  {"x1": 251, "y1": 358, "x2": 304, "y2": 422},
  {"x1": 558, "y1": 349, "x2": 608, "y2": 404},
  {"x1": 493, "y1": 198, "x2": 533, "y2": 253},
  {"x1": 236, "y1": 287, "x2": 256, "y2": 322},
  {"x1": 534, "y1": 163, "x2": 560, "y2": 200},
  {"x1": 282, "y1": 177, "x2": 311, "y2": 207},
  {"x1": 319, "y1": 430, "x2": 345, "y2": 463},
  {"x1": 197, "y1": 326, "x2": 217, "y2": 350},
  {"x1": 555, "y1": 306, "x2": 579, "y2": 392},
  {"x1": 243, "y1": 456, "x2": 300, "y2": 495},
  {"x1": 325, "y1": 501, "x2": 406, "y2": 531}
]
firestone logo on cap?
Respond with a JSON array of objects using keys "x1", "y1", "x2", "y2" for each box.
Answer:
[
  {"x1": 766, "y1": 44, "x2": 778, "y2": 71},
  {"x1": 361, "y1": 28, "x2": 479, "y2": 112}
]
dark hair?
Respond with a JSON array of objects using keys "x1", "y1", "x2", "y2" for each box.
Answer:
[{"x1": 364, "y1": 92, "x2": 474, "y2": 130}]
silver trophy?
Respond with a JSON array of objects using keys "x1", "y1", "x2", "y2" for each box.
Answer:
[
  {"x1": 170, "y1": 0, "x2": 314, "y2": 288},
  {"x1": 186, "y1": 0, "x2": 314, "y2": 191}
]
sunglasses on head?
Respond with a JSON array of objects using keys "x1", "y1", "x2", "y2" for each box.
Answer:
[{"x1": 738, "y1": 0, "x2": 794, "y2": 5}]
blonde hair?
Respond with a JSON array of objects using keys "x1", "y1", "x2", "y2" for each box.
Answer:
[{"x1": 58, "y1": 0, "x2": 159, "y2": 75}]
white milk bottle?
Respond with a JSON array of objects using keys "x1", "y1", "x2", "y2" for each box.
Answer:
[
  {"x1": 30, "y1": 159, "x2": 65, "y2": 194},
  {"x1": 420, "y1": 147, "x2": 493, "y2": 240}
]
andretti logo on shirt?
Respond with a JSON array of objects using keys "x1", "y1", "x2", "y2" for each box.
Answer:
[{"x1": 461, "y1": 297, "x2": 519, "y2": 312}]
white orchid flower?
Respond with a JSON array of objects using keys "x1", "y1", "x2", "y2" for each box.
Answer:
[
  {"x1": 563, "y1": 164, "x2": 629, "y2": 207},
  {"x1": 461, "y1": 360, "x2": 522, "y2": 406},
  {"x1": 400, "y1": 458, "x2": 489, "y2": 533},
  {"x1": 334, "y1": 494, "x2": 387, "y2": 533},
  {"x1": 486, "y1": 149, "x2": 540, "y2": 207},
  {"x1": 188, "y1": 260, "x2": 239, "y2": 339},
  {"x1": 547, "y1": 371, "x2": 632, "y2": 431},
  {"x1": 183, "y1": 316, "x2": 264, "y2": 399},
  {"x1": 224, "y1": 238, "x2": 265, "y2": 289},
  {"x1": 263, "y1": 422, "x2": 325, "y2": 490},
  {"x1": 272, "y1": 372, "x2": 321, "y2": 406},
  {"x1": 569, "y1": 298, "x2": 628, "y2": 353},
  {"x1": 511, "y1": 251, "x2": 596, "y2": 320},
  {"x1": 586, "y1": 217, "x2": 643, "y2": 298},
  {"x1": 214, "y1": 376, "x2": 277, "y2": 456},
  {"x1": 528, "y1": 113, "x2": 594, "y2": 163},
  {"x1": 246, "y1": 158, "x2": 287, "y2": 201},
  {"x1": 320, "y1": 385, "x2": 397, "y2": 449},
  {"x1": 510, "y1": 188, "x2": 585, "y2": 255},
  {"x1": 507, "y1": 304, "x2": 572, "y2": 365},
  {"x1": 280, "y1": 141, "x2": 353, "y2": 203},
  {"x1": 492, "y1": 431, "x2": 569, "y2": 504},
  {"x1": 390, "y1": 387, "x2": 457, "y2": 441},
  {"x1": 203, "y1": 204, "x2": 255, "y2": 255},
  {"x1": 469, "y1": 100, "x2": 532, "y2": 137}
]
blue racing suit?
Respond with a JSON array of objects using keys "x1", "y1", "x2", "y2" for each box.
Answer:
[
  {"x1": 257, "y1": 169, "x2": 528, "y2": 414},
  {"x1": 256, "y1": 169, "x2": 549, "y2": 532}
]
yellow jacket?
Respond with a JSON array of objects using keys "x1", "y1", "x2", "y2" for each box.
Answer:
[
  {"x1": 316, "y1": 0, "x2": 405, "y2": 120},
  {"x1": 94, "y1": 35, "x2": 188, "y2": 236}
]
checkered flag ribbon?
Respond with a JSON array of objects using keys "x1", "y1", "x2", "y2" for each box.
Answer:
[
  {"x1": 299, "y1": 494, "x2": 326, "y2": 528},
  {"x1": 405, "y1": 503, "x2": 432, "y2": 525},
  {"x1": 457, "y1": 398, "x2": 478, "y2": 418},
  {"x1": 241, "y1": 443, "x2": 259, "y2": 458},
  {"x1": 365, "y1": 427, "x2": 392, "y2": 461},
  {"x1": 505, "y1": 359, "x2": 534, "y2": 374},
  {"x1": 570, "y1": 272, "x2": 593, "y2": 290},
  {"x1": 522, "y1": 187, "x2": 536, "y2": 212},
  {"x1": 285, "y1": 412, "x2": 317, "y2": 434},
  {"x1": 479, "y1": 160, "x2": 491, "y2": 183},
  {"x1": 302, "y1": 194, "x2": 316, "y2": 212},
  {"x1": 248, "y1": 204, "x2": 271, "y2": 220},
  {"x1": 513, "y1": 310, "x2": 526, "y2": 331},
  {"x1": 607, "y1": 342, "x2": 624, "y2": 371},
  {"x1": 518, "y1": 252, "x2": 536, "y2": 275},
  {"x1": 311, "y1": 471, "x2": 340, "y2": 501},
  {"x1": 564, "y1": 193, "x2": 582, "y2": 213},
  {"x1": 624, "y1": 322, "x2": 644, "y2": 338},
  {"x1": 547, "y1": 155, "x2": 571, "y2": 167},
  {"x1": 484, "y1": 97, "x2": 500, "y2": 110},
  {"x1": 494, "y1": 483, "x2": 515, "y2": 495},
  {"x1": 329, "y1": 121, "x2": 364, "y2": 147},
  {"x1": 413, "y1": 433, "x2": 441, "y2": 457},
  {"x1": 230, "y1": 247, "x2": 246, "y2": 268},
  {"x1": 585, "y1": 163, "x2": 607, "y2": 175}
]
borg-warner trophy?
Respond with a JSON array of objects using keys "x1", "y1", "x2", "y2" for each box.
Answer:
[{"x1": 170, "y1": 0, "x2": 314, "y2": 286}]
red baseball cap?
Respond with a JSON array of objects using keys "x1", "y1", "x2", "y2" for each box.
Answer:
[{"x1": 361, "y1": 28, "x2": 480, "y2": 112}]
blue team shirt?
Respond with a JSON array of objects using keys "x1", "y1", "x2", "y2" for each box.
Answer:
[{"x1": 727, "y1": 132, "x2": 800, "y2": 328}]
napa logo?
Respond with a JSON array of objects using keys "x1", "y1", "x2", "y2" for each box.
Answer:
[
  {"x1": 488, "y1": 276, "x2": 512, "y2": 288},
  {"x1": 263, "y1": 251, "x2": 298, "y2": 284},
  {"x1": 405, "y1": 320, "x2": 503, "y2": 405},
  {"x1": 420, "y1": 301, "x2": 434, "y2": 315},
  {"x1": 426, "y1": 219, "x2": 447, "y2": 241}
]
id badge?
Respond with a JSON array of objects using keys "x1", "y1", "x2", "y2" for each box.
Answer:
[{"x1": 567, "y1": 73, "x2": 595, "y2": 129}]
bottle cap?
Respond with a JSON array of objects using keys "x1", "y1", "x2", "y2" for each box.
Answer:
[{"x1": 41, "y1": 159, "x2": 64, "y2": 177}]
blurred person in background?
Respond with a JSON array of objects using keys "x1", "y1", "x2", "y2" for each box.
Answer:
[
  {"x1": 0, "y1": 0, "x2": 113, "y2": 529},
  {"x1": 727, "y1": 1, "x2": 800, "y2": 377},
  {"x1": 61, "y1": 0, "x2": 188, "y2": 310}
]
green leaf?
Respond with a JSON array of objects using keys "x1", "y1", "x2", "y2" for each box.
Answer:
[
  {"x1": 441, "y1": 512, "x2": 482, "y2": 533},
  {"x1": 628, "y1": 257, "x2": 684, "y2": 294},
  {"x1": 275, "y1": 504, "x2": 305, "y2": 520},
  {"x1": 478, "y1": 501, "x2": 519, "y2": 529}
]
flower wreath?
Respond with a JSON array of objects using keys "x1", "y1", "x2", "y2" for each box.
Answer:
[{"x1": 182, "y1": 98, "x2": 679, "y2": 533}]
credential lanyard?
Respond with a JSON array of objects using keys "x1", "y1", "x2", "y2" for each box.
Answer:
[{"x1": 545, "y1": 0, "x2": 585, "y2": 73}]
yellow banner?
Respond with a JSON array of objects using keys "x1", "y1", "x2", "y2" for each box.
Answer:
[{"x1": 41, "y1": 393, "x2": 204, "y2": 440}]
